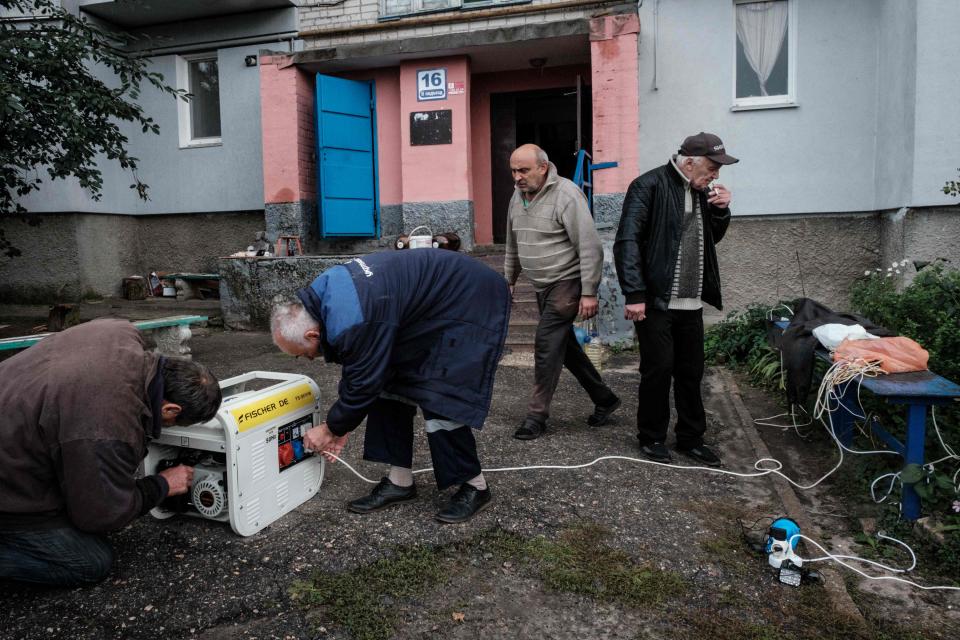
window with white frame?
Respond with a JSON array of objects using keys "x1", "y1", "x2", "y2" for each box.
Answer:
[
  {"x1": 176, "y1": 53, "x2": 222, "y2": 147},
  {"x1": 733, "y1": 0, "x2": 797, "y2": 109}
]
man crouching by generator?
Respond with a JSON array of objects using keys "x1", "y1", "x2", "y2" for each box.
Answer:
[
  {"x1": 270, "y1": 249, "x2": 511, "y2": 523},
  {"x1": 0, "y1": 319, "x2": 222, "y2": 586}
]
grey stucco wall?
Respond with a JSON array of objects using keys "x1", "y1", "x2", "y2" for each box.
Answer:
[
  {"x1": 265, "y1": 201, "x2": 402, "y2": 254},
  {"x1": 401, "y1": 200, "x2": 475, "y2": 252},
  {"x1": 715, "y1": 212, "x2": 881, "y2": 314},
  {"x1": 880, "y1": 206, "x2": 960, "y2": 284},
  {"x1": 0, "y1": 211, "x2": 264, "y2": 302},
  {"x1": 593, "y1": 193, "x2": 625, "y2": 228},
  {"x1": 634, "y1": 0, "x2": 879, "y2": 215},
  {"x1": 875, "y1": 0, "x2": 917, "y2": 208},
  {"x1": 219, "y1": 255, "x2": 349, "y2": 330},
  {"x1": 15, "y1": 44, "x2": 266, "y2": 216},
  {"x1": 912, "y1": 0, "x2": 960, "y2": 206}
]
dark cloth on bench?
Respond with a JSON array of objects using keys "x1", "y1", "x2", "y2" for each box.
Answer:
[{"x1": 770, "y1": 298, "x2": 894, "y2": 405}]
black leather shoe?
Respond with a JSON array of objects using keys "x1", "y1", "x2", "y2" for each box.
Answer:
[
  {"x1": 587, "y1": 395, "x2": 621, "y2": 426},
  {"x1": 638, "y1": 442, "x2": 672, "y2": 463},
  {"x1": 435, "y1": 484, "x2": 492, "y2": 524},
  {"x1": 513, "y1": 417, "x2": 546, "y2": 440},
  {"x1": 347, "y1": 477, "x2": 417, "y2": 514},
  {"x1": 677, "y1": 444, "x2": 722, "y2": 467}
]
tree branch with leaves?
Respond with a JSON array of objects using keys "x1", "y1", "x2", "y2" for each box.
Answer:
[{"x1": 0, "y1": 0, "x2": 185, "y2": 257}]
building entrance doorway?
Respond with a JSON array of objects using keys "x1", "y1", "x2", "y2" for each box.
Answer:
[{"x1": 489, "y1": 85, "x2": 591, "y2": 244}]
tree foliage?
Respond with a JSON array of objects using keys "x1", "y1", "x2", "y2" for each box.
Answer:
[{"x1": 0, "y1": 0, "x2": 183, "y2": 257}]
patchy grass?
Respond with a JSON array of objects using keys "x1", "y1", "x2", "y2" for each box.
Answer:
[
  {"x1": 290, "y1": 523, "x2": 687, "y2": 639},
  {"x1": 289, "y1": 546, "x2": 445, "y2": 640},
  {"x1": 520, "y1": 523, "x2": 687, "y2": 607},
  {"x1": 289, "y1": 520, "x2": 937, "y2": 640}
]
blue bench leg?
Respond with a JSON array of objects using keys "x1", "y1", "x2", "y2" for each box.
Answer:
[
  {"x1": 833, "y1": 380, "x2": 857, "y2": 448},
  {"x1": 901, "y1": 404, "x2": 927, "y2": 521}
]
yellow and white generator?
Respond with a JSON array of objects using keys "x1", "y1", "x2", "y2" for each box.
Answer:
[{"x1": 145, "y1": 371, "x2": 324, "y2": 536}]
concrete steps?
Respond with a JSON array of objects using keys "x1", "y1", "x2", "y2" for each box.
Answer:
[{"x1": 473, "y1": 250, "x2": 537, "y2": 352}]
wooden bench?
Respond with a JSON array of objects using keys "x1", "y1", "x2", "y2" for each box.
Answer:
[
  {"x1": 0, "y1": 315, "x2": 209, "y2": 358},
  {"x1": 774, "y1": 320, "x2": 960, "y2": 520}
]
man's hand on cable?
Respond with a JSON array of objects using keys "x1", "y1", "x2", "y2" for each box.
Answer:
[
  {"x1": 578, "y1": 295, "x2": 598, "y2": 320},
  {"x1": 625, "y1": 302, "x2": 646, "y2": 322},
  {"x1": 303, "y1": 422, "x2": 349, "y2": 463},
  {"x1": 708, "y1": 183, "x2": 732, "y2": 208},
  {"x1": 158, "y1": 465, "x2": 194, "y2": 496}
]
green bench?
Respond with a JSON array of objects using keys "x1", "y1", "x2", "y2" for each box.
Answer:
[{"x1": 0, "y1": 315, "x2": 209, "y2": 357}]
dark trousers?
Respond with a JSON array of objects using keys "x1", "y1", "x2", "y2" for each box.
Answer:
[
  {"x1": 634, "y1": 308, "x2": 706, "y2": 449},
  {"x1": 362, "y1": 397, "x2": 482, "y2": 490},
  {"x1": 528, "y1": 278, "x2": 614, "y2": 422},
  {"x1": 0, "y1": 526, "x2": 114, "y2": 586}
]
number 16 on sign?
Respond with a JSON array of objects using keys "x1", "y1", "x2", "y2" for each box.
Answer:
[{"x1": 417, "y1": 68, "x2": 447, "y2": 101}]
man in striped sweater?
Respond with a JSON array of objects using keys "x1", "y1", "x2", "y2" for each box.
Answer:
[
  {"x1": 504, "y1": 144, "x2": 620, "y2": 440},
  {"x1": 614, "y1": 133, "x2": 737, "y2": 467}
]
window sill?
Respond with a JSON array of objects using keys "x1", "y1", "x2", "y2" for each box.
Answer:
[
  {"x1": 731, "y1": 101, "x2": 798, "y2": 112},
  {"x1": 179, "y1": 140, "x2": 223, "y2": 150}
]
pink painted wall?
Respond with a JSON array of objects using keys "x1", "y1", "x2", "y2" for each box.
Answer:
[
  {"x1": 590, "y1": 13, "x2": 640, "y2": 194},
  {"x1": 260, "y1": 56, "x2": 315, "y2": 204},
  {"x1": 296, "y1": 67, "x2": 317, "y2": 202},
  {"x1": 470, "y1": 65, "x2": 591, "y2": 245},
  {"x1": 399, "y1": 57, "x2": 472, "y2": 203},
  {"x1": 340, "y1": 67, "x2": 403, "y2": 206}
]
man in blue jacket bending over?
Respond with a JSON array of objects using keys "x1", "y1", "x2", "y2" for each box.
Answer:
[{"x1": 270, "y1": 249, "x2": 511, "y2": 523}]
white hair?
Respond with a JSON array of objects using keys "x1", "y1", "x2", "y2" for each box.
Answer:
[
  {"x1": 270, "y1": 301, "x2": 318, "y2": 348},
  {"x1": 536, "y1": 147, "x2": 549, "y2": 164},
  {"x1": 676, "y1": 154, "x2": 706, "y2": 167}
]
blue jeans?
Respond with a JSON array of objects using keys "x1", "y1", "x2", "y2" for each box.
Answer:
[{"x1": 0, "y1": 526, "x2": 114, "y2": 586}]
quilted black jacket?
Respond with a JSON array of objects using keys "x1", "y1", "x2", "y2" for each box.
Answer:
[{"x1": 613, "y1": 162, "x2": 731, "y2": 311}]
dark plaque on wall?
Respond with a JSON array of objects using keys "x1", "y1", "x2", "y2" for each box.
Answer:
[{"x1": 410, "y1": 109, "x2": 452, "y2": 146}]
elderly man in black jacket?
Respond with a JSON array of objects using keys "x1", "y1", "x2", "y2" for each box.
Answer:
[{"x1": 613, "y1": 132, "x2": 738, "y2": 466}]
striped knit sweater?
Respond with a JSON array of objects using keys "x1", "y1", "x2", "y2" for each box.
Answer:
[
  {"x1": 667, "y1": 156, "x2": 704, "y2": 311},
  {"x1": 503, "y1": 163, "x2": 603, "y2": 295}
]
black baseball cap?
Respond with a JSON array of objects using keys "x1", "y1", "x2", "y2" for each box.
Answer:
[{"x1": 679, "y1": 132, "x2": 739, "y2": 165}]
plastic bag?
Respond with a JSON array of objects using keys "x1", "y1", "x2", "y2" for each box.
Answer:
[
  {"x1": 812, "y1": 323, "x2": 877, "y2": 351},
  {"x1": 833, "y1": 336, "x2": 929, "y2": 373}
]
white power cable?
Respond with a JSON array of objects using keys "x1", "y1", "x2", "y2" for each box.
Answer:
[
  {"x1": 794, "y1": 533, "x2": 959, "y2": 592},
  {"x1": 315, "y1": 356, "x2": 959, "y2": 593},
  {"x1": 796, "y1": 531, "x2": 916, "y2": 573}
]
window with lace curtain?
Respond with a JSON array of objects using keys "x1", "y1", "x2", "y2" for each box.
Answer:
[{"x1": 733, "y1": 0, "x2": 797, "y2": 109}]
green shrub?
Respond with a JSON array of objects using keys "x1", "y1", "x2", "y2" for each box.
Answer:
[{"x1": 705, "y1": 303, "x2": 786, "y2": 390}]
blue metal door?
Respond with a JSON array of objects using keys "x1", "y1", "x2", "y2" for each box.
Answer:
[{"x1": 315, "y1": 74, "x2": 379, "y2": 237}]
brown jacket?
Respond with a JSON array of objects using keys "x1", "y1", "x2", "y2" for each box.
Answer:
[{"x1": 0, "y1": 319, "x2": 168, "y2": 531}]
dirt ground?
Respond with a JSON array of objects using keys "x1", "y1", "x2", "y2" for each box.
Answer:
[{"x1": 1, "y1": 303, "x2": 958, "y2": 640}]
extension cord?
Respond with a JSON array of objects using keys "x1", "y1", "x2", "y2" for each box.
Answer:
[{"x1": 310, "y1": 359, "x2": 960, "y2": 593}]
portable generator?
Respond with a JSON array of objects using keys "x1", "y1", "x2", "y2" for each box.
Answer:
[{"x1": 145, "y1": 371, "x2": 324, "y2": 536}]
